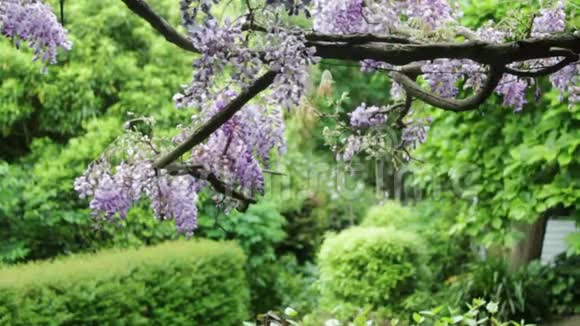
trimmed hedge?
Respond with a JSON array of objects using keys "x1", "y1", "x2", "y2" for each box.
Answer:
[
  {"x1": 318, "y1": 227, "x2": 424, "y2": 310},
  {"x1": 0, "y1": 239, "x2": 249, "y2": 325}
]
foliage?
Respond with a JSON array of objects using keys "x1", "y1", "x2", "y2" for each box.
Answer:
[
  {"x1": 196, "y1": 202, "x2": 287, "y2": 313},
  {"x1": 441, "y1": 259, "x2": 548, "y2": 322},
  {"x1": 261, "y1": 299, "x2": 534, "y2": 326},
  {"x1": 270, "y1": 116, "x2": 377, "y2": 263},
  {"x1": 0, "y1": 239, "x2": 249, "y2": 325},
  {"x1": 440, "y1": 256, "x2": 580, "y2": 322},
  {"x1": 413, "y1": 298, "x2": 536, "y2": 326},
  {"x1": 566, "y1": 232, "x2": 580, "y2": 256},
  {"x1": 272, "y1": 255, "x2": 320, "y2": 315},
  {"x1": 361, "y1": 201, "x2": 414, "y2": 228},
  {"x1": 409, "y1": 200, "x2": 475, "y2": 284},
  {"x1": 544, "y1": 254, "x2": 580, "y2": 316},
  {"x1": 412, "y1": 91, "x2": 579, "y2": 246},
  {"x1": 198, "y1": 202, "x2": 286, "y2": 269},
  {"x1": 361, "y1": 200, "x2": 474, "y2": 287},
  {"x1": 318, "y1": 227, "x2": 427, "y2": 315},
  {"x1": 0, "y1": 0, "x2": 191, "y2": 263}
]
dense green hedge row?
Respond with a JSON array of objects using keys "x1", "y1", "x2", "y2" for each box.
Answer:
[{"x1": 0, "y1": 240, "x2": 249, "y2": 325}]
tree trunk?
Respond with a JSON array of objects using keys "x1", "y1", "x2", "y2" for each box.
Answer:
[{"x1": 509, "y1": 214, "x2": 548, "y2": 271}]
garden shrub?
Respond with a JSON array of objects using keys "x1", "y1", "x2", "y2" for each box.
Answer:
[
  {"x1": 299, "y1": 298, "x2": 527, "y2": 326},
  {"x1": 362, "y1": 200, "x2": 474, "y2": 285},
  {"x1": 318, "y1": 227, "x2": 426, "y2": 312},
  {"x1": 546, "y1": 254, "x2": 580, "y2": 316},
  {"x1": 0, "y1": 240, "x2": 249, "y2": 325},
  {"x1": 440, "y1": 258, "x2": 574, "y2": 323},
  {"x1": 361, "y1": 201, "x2": 414, "y2": 229}
]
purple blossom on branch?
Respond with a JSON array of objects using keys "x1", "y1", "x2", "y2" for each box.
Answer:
[
  {"x1": 0, "y1": 0, "x2": 72, "y2": 68},
  {"x1": 349, "y1": 103, "x2": 388, "y2": 128}
]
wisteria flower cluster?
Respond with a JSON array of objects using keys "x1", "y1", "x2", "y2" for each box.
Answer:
[
  {"x1": 76, "y1": 87, "x2": 288, "y2": 234},
  {"x1": 0, "y1": 0, "x2": 72, "y2": 69},
  {"x1": 312, "y1": 0, "x2": 458, "y2": 35},
  {"x1": 408, "y1": 1, "x2": 577, "y2": 113},
  {"x1": 189, "y1": 91, "x2": 287, "y2": 194},
  {"x1": 75, "y1": 158, "x2": 200, "y2": 236},
  {"x1": 349, "y1": 103, "x2": 388, "y2": 128},
  {"x1": 73, "y1": 126, "x2": 203, "y2": 236},
  {"x1": 175, "y1": 1, "x2": 318, "y2": 111}
]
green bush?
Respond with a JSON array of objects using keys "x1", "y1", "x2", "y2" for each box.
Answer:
[
  {"x1": 440, "y1": 258, "x2": 564, "y2": 323},
  {"x1": 0, "y1": 240, "x2": 249, "y2": 325},
  {"x1": 546, "y1": 254, "x2": 580, "y2": 316},
  {"x1": 318, "y1": 227, "x2": 425, "y2": 312},
  {"x1": 362, "y1": 200, "x2": 474, "y2": 286},
  {"x1": 361, "y1": 201, "x2": 414, "y2": 229}
]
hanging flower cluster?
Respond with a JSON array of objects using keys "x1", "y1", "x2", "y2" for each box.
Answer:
[{"x1": 0, "y1": 0, "x2": 72, "y2": 69}]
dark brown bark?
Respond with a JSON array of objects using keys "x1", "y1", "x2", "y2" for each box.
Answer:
[
  {"x1": 509, "y1": 215, "x2": 549, "y2": 270},
  {"x1": 309, "y1": 33, "x2": 580, "y2": 65},
  {"x1": 121, "y1": 0, "x2": 197, "y2": 53}
]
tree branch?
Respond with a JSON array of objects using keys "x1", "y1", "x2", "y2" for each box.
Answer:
[
  {"x1": 503, "y1": 50, "x2": 579, "y2": 77},
  {"x1": 305, "y1": 33, "x2": 419, "y2": 44},
  {"x1": 153, "y1": 70, "x2": 278, "y2": 169},
  {"x1": 310, "y1": 32, "x2": 580, "y2": 66},
  {"x1": 121, "y1": 0, "x2": 198, "y2": 53},
  {"x1": 120, "y1": 0, "x2": 578, "y2": 68},
  {"x1": 392, "y1": 65, "x2": 504, "y2": 112},
  {"x1": 396, "y1": 95, "x2": 413, "y2": 129},
  {"x1": 165, "y1": 164, "x2": 257, "y2": 208}
]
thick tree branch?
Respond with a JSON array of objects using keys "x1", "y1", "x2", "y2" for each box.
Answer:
[
  {"x1": 120, "y1": 0, "x2": 578, "y2": 68},
  {"x1": 310, "y1": 32, "x2": 580, "y2": 66},
  {"x1": 392, "y1": 65, "x2": 504, "y2": 112},
  {"x1": 153, "y1": 70, "x2": 278, "y2": 169},
  {"x1": 305, "y1": 33, "x2": 419, "y2": 44},
  {"x1": 121, "y1": 0, "x2": 198, "y2": 53}
]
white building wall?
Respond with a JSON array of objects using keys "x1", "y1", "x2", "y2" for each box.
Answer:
[{"x1": 541, "y1": 220, "x2": 578, "y2": 264}]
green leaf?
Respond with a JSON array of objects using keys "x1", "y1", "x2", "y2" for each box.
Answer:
[{"x1": 413, "y1": 313, "x2": 426, "y2": 324}]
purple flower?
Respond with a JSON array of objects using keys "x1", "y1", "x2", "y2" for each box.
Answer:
[
  {"x1": 1, "y1": 0, "x2": 72, "y2": 69},
  {"x1": 349, "y1": 103, "x2": 388, "y2": 128},
  {"x1": 401, "y1": 116, "x2": 430, "y2": 150},
  {"x1": 341, "y1": 135, "x2": 363, "y2": 161},
  {"x1": 422, "y1": 59, "x2": 462, "y2": 98},
  {"x1": 407, "y1": 0, "x2": 455, "y2": 30},
  {"x1": 531, "y1": 2, "x2": 566, "y2": 37},
  {"x1": 150, "y1": 175, "x2": 199, "y2": 236},
  {"x1": 89, "y1": 174, "x2": 132, "y2": 221},
  {"x1": 495, "y1": 75, "x2": 528, "y2": 112}
]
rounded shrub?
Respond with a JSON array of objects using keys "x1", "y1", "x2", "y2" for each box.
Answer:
[
  {"x1": 318, "y1": 227, "x2": 425, "y2": 310},
  {"x1": 361, "y1": 201, "x2": 413, "y2": 229}
]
